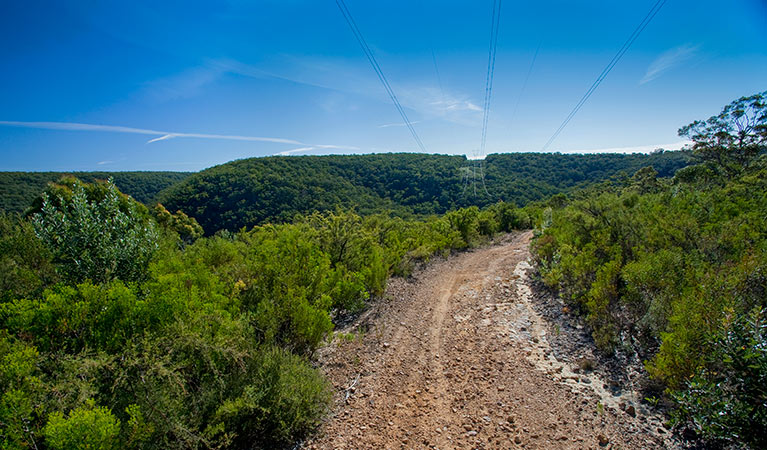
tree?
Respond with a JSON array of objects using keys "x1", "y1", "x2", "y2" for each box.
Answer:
[
  {"x1": 31, "y1": 178, "x2": 158, "y2": 284},
  {"x1": 151, "y1": 203, "x2": 203, "y2": 244},
  {"x1": 43, "y1": 400, "x2": 121, "y2": 450},
  {"x1": 678, "y1": 91, "x2": 767, "y2": 176}
]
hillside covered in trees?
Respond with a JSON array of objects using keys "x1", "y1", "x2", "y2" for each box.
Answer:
[
  {"x1": 158, "y1": 150, "x2": 690, "y2": 234},
  {"x1": 0, "y1": 91, "x2": 764, "y2": 449},
  {"x1": 0, "y1": 172, "x2": 191, "y2": 214},
  {"x1": 0, "y1": 174, "x2": 533, "y2": 449}
]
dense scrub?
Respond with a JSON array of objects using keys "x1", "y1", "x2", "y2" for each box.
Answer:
[
  {"x1": 0, "y1": 171, "x2": 191, "y2": 213},
  {"x1": 0, "y1": 177, "x2": 531, "y2": 449},
  {"x1": 157, "y1": 151, "x2": 689, "y2": 234},
  {"x1": 532, "y1": 92, "x2": 767, "y2": 448}
]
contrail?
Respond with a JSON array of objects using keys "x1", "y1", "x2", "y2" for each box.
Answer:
[{"x1": 0, "y1": 120, "x2": 303, "y2": 145}]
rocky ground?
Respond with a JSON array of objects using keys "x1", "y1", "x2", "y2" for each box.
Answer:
[{"x1": 304, "y1": 231, "x2": 680, "y2": 449}]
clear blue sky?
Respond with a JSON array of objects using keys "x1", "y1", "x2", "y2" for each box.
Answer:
[{"x1": 1, "y1": 0, "x2": 765, "y2": 171}]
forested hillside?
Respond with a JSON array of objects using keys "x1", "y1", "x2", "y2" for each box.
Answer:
[
  {"x1": 158, "y1": 151, "x2": 690, "y2": 234},
  {"x1": 0, "y1": 172, "x2": 191, "y2": 213},
  {"x1": 0, "y1": 175, "x2": 533, "y2": 449},
  {"x1": 532, "y1": 92, "x2": 766, "y2": 448}
]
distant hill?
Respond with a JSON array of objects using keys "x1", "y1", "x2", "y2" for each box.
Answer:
[
  {"x1": 0, "y1": 172, "x2": 192, "y2": 213},
  {"x1": 157, "y1": 151, "x2": 691, "y2": 234}
]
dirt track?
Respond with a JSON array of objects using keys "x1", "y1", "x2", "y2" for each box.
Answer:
[{"x1": 306, "y1": 232, "x2": 675, "y2": 449}]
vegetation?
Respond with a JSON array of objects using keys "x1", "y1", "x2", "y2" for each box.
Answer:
[
  {"x1": 532, "y1": 91, "x2": 766, "y2": 447},
  {"x1": 0, "y1": 174, "x2": 531, "y2": 449},
  {"x1": 157, "y1": 151, "x2": 689, "y2": 234},
  {"x1": 0, "y1": 171, "x2": 191, "y2": 214},
  {"x1": 1, "y1": 90, "x2": 757, "y2": 448}
]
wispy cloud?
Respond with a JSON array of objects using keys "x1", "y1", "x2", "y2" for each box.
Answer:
[
  {"x1": 276, "y1": 146, "x2": 316, "y2": 156},
  {"x1": 640, "y1": 44, "x2": 701, "y2": 85},
  {"x1": 378, "y1": 121, "x2": 420, "y2": 128},
  {"x1": 212, "y1": 57, "x2": 483, "y2": 126},
  {"x1": 142, "y1": 66, "x2": 224, "y2": 102},
  {"x1": 0, "y1": 120, "x2": 303, "y2": 145},
  {"x1": 562, "y1": 140, "x2": 690, "y2": 154},
  {"x1": 146, "y1": 134, "x2": 176, "y2": 144}
]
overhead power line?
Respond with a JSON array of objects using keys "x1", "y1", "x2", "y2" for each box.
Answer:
[
  {"x1": 541, "y1": 0, "x2": 667, "y2": 151},
  {"x1": 509, "y1": 38, "x2": 542, "y2": 132},
  {"x1": 335, "y1": 0, "x2": 427, "y2": 153},
  {"x1": 479, "y1": 0, "x2": 502, "y2": 158}
]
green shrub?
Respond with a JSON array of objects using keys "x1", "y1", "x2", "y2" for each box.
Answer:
[
  {"x1": 670, "y1": 308, "x2": 767, "y2": 448},
  {"x1": 31, "y1": 178, "x2": 158, "y2": 284},
  {"x1": 207, "y1": 346, "x2": 330, "y2": 448},
  {"x1": 0, "y1": 213, "x2": 58, "y2": 302},
  {"x1": 0, "y1": 335, "x2": 43, "y2": 450},
  {"x1": 445, "y1": 207, "x2": 479, "y2": 247},
  {"x1": 43, "y1": 400, "x2": 120, "y2": 450}
]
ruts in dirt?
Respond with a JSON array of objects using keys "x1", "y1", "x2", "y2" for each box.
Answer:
[{"x1": 306, "y1": 231, "x2": 675, "y2": 449}]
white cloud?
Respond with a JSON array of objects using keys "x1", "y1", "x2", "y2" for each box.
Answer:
[
  {"x1": 275, "y1": 146, "x2": 316, "y2": 156},
  {"x1": 378, "y1": 121, "x2": 420, "y2": 128},
  {"x1": 0, "y1": 120, "x2": 303, "y2": 145},
  {"x1": 640, "y1": 44, "x2": 701, "y2": 85},
  {"x1": 211, "y1": 57, "x2": 483, "y2": 127},
  {"x1": 146, "y1": 134, "x2": 176, "y2": 144},
  {"x1": 0, "y1": 120, "x2": 361, "y2": 158}
]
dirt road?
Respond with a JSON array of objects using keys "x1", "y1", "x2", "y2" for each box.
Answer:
[{"x1": 306, "y1": 232, "x2": 674, "y2": 449}]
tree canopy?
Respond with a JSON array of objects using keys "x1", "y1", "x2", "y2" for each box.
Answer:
[
  {"x1": 679, "y1": 90, "x2": 766, "y2": 175},
  {"x1": 157, "y1": 151, "x2": 690, "y2": 235}
]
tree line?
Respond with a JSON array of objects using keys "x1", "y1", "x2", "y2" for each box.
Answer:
[
  {"x1": 0, "y1": 172, "x2": 191, "y2": 214},
  {"x1": 157, "y1": 151, "x2": 689, "y2": 235}
]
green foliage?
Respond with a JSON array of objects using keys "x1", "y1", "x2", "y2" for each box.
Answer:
[
  {"x1": 679, "y1": 90, "x2": 766, "y2": 177},
  {"x1": 0, "y1": 335, "x2": 43, "y2": 450},
  {"x1": 156, "y1": 152, "x2": 690, "y2": 234},
  {"x1": 445, "y1": 206, "x2": 479, "y2": 247},
  {"x1": 152, "y1": 203, "x2": 203, "y2": 243},
  {"x1": 670, "y1": 308, "x2": 767, "y2": 448},
  {"x1": 532, "y1": 93, "x2": 767, "y2": 447},
  {"x1": 206, "y1": 346, "x2": 330, "y2": 448},
  {"x1": 0, "y1": 213, "x2": 58, "y2": 302},
  {"x1": 43, "y1": 399, "x2": 121, "y2": 450},
  {"x1": 490, "y1": 201, "x2": 532, "y2": 232},
  {"x1": 1, "y1": 282, "x2": 166, "y2": 353},
  {"x1": 0, "y1": 174, "x2": 533, "y2": 449},
  {"x1": 0, "y1": 171, "x2": 191, "y2": 214},
  {"x1": 31, "y1": 178, "x2": 159, "y2": 284}
]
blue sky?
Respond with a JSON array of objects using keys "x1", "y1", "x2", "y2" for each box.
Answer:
[{"x1": 1, "y1": 0, "x2": 765, "y2": 171}]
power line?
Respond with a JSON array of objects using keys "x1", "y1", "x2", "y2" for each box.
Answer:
[
  {"x1": 431, "y1": 48, "x2": 445, "y2": 100},
  {"x1": 479, "y1": 0, "x2": 502, "y2": 158},
  {"x1": 509, "y1": 38, "x2": 542, "y2": 132},
  {"x1": 464, "y1": 0, "x2": 501, "y2": 198},
  {"x1": 542, "y1": 0, "x2": 667, "y2": 151},
  {"x1": 335, "y1": 0, "x2": 427, "y2": 152}
]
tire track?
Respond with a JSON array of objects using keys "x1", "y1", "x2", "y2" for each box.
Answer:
[{"x1": 306, "y1": 231, "x2": 673, "y2": 449}]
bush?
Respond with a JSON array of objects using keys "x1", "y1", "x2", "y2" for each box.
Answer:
[
  {"x1": 0, "y1": 213, "x2": 58, "y2": 302},
  {"x1": 207, "y1": 346, "x2": 330, "y2": 448},
  {"x1": 445, "y1": 207, "x2": 479, "y2": 247},
  {"x1": 0, "y1": 335, "x2": 43, "y2": 450},
  {"x1": 31, "y1": 178, "x2": 158, "y2": 284},
  {"x1": 43, "y1": 400, "x2": 121, "y2": 450},
  {"x1": 670, "y1": 308, "x2": 767, "y2": 449}
]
